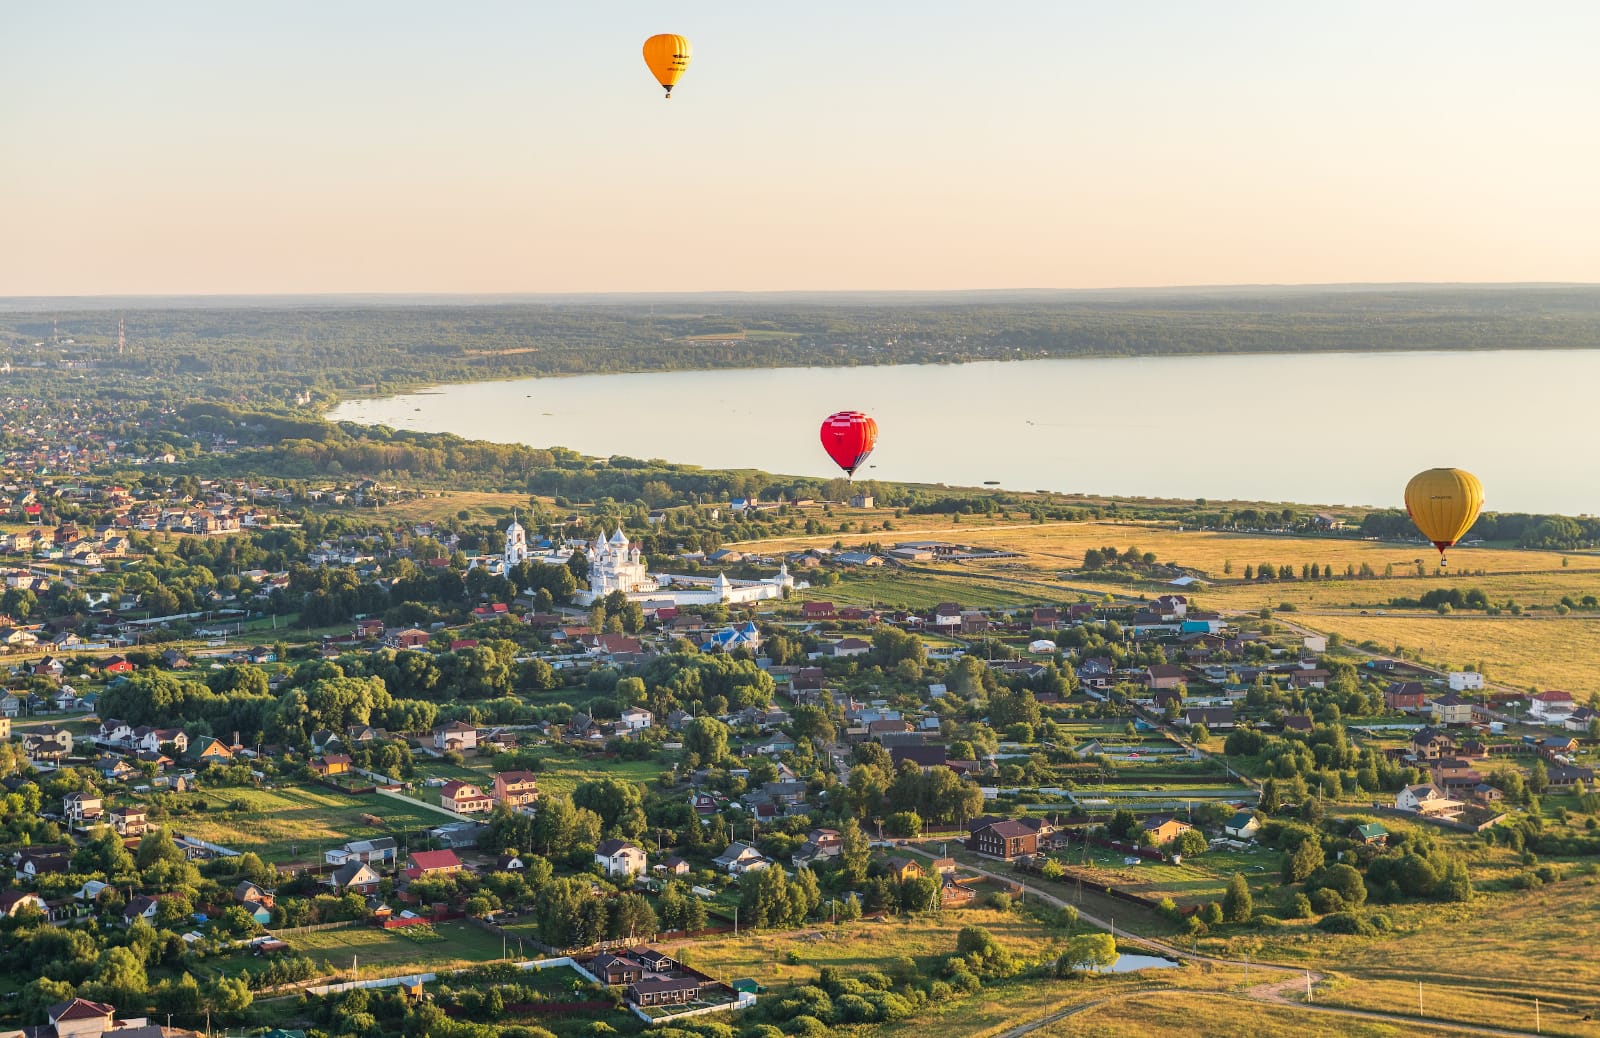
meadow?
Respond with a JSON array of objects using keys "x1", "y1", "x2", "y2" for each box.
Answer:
[
  {"x1": 179, "y1": 785, "x2": 449, "y2": 861},
  {"x1": 289, "y1": 920, "x2": 506, "y2": 973}
]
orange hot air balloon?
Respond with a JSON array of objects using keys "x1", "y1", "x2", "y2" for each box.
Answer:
[
  {"x1": 1404, "y1": 467, "x2": 1484, "y2": 567},
  {"x1": 643, "y1": 34, "x2": 692, "y2": 98},
  {"x1": 820, "y1": 411, "x2": 878, "y2": 478}
]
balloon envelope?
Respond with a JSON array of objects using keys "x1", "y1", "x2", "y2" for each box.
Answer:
[
  {"x1": 1404, "y1": 467, "x2": 1484, "y2": 552},
  {"x1": 820, "y1": 411, "x2": 878, "y2": 477},
  {"x1": 643, "y1": 34, "x2": 692, "y2": 97}
]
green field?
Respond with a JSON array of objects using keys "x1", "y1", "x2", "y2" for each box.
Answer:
[
  {"x1": 177, "y1": 785, "x2": 453, "y2": 861},
  {"x1": 290, "y1": 921, "x2": 507, "y2": 974}
]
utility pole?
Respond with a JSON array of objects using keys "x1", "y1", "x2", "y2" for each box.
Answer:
[
  {"x1": 733, "y1": 905, "x2": 739, "y2": 936},
  {"x1": 1306, "y1": 972, "x2": 1313, "y2": 1002},
  {"x1": 1418, "y1": 979, "x2": 1422, "y2": 1016},
  {"x1": 1535, "y1": 998, "x2": 1540, "y2": 1034}
]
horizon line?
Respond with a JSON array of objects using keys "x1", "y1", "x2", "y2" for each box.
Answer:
[{"x1": 3, "y1": 280, "x2": 1599, "y2": 308}]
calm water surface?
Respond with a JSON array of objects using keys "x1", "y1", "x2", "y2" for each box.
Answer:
[{"x1": 328, "y1": 351, "x2": 1600, "y2": 514}]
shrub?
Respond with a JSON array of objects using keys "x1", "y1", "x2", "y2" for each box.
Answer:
[{"x1": 1316, "y1": 912, "x2": 1374, "y2": 936}]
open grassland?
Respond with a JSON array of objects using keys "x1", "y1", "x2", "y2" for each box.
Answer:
[
  {"x1": 736, "y1": 518, "x2": 1599, "y2": 581},
  {"x1": 1294, "y1": 613, "x2": 1600, "y2": 690},
  {"x1": 179, "y1": 785, "x2": 448, "y2": 860},
  {"x1": 1212, "y1": 877, "x2": 1600, "y2": 1032},
  {"x1": 663, "y1": 907, "x2": 1063, "y2": 989},
  {"x1": 1042, "y1": 990, "x2": 1469, "y2": 1038},
  {"x1": 290, "y1": 921, "x2": 506, "y2": 973},
  {"x1": 365, "y1": 490, "x2": 532, "y2": 523}
]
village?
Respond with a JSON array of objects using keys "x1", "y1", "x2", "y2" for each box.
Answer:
[{"x1": 4, "y1": 488, "x2": 1599, "y2": 1035}]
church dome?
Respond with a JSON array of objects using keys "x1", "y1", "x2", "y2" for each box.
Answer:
[{"x1": 609, "y1": 528, "x2": 629, "y2": 547}]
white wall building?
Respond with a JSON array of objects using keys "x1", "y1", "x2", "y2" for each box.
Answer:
[{"x1": 1448, "y1": 671, "x2": 1485, "y2": 692}]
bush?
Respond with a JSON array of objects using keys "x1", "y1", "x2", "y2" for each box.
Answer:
[
  {"x1": 785, "y1": 1017, "x2": 830, "y2": 1038},
  {"x1": 1253, "y1": 913, "x2": 1283, "y2": 929},
  {"x1": 1289, "y1": 892, "x2": 1314, "y2": 919},
  {"x1": 1309, "y1": 888, "x2": 1345, "y2": 915},
  {"x1": 1316, "y1": 912, "x2": 1374, "y2": 936}
]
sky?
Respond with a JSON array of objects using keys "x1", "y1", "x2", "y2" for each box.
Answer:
[{"x1": 3, "y1": 2, "x2": 1598, "y2": 296}]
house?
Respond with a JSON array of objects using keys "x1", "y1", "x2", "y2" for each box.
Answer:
[
  {"x1": 800, "y1": 601, "x2": 837, "y2": 621},
  {"x1": 792, "y1": 828, "x2": 842, "y2": 868},
  {"x1": 1144, "y1": 664, "x2": 1186, "y2": 690},
  {"x1": 1429, "y1": 693, "x2": 1475, "y2": 726},
  {"x1": 1350, "y1": 822, "x2": 1389, "y2": 846},
  {"x1": 1224, "y1": 811, "x2": 1260, "y2": 840},
  {"x1": 1529, "y1": 690, "x2": 1576, "y2": 722},
  {"x1": 1396, "y1": 783, "x2": 1462, "y2": 816},
  {"x1": 36, "y1": 997, "x2": 129, "y2": 1038},
  {"x1": 492, "y1": 770, "x2": 540, "y2": 809},
  {"x1": 189, "y1": 736, "x2": 234, "y2": 763},
  {"x1": 1546, "y1": 763, "x2": 1597, "y2": 790},
  {"x1": 26, "y1": 723, "x2": 73, "y2": 759},
  {"x1": 403, "y1": 849, "x2": 463, "y2": 880},
  {"x1": 392, "y1": 628, "x2": 432, "y2": 649},
  {"x1": 108, "y1": 805, "x2": 148, "y2": 836},
  {"x1": 0, "y1": 888, "x2": 47, "y2": 918},
  {"x1": 1409, "y1": 727, "x2": 1454, "y2": 761},
  {"x1": 1289, "y1": 669, "x2": 1330, "y2": 690},
  {"x1": 1280, "y1": 714, "x2": 1313, "y2": 734},
  {"x1": 1141, "y1": 815, "x2": 1193, "y2": 846},
  {"x1": 311, "y1": 753, "x2": 353, "y2": 777},
  {"x1": 884, "y1": 856, "x2": 925, "y2": 883},
  {"x1": 968, "y1": 819, "x2": 1039, "y2": 860},
  {"x1": 595, "y1": 838, "x2": 648, "y2": 879},
  {"x1": 619, "y1": 707, "x2": 654, "y2": 731},
  {"x1": 329, "y1": 861, "x2": 383, "y2": 895},
  {"x1": 1385, "y1": 682, "x2": 1428, "y2": 712},
  {"x1": 440, "y1": 781, "x2": 493, "y2": 814},
  {"x1": 656, "y1": 856, "x2": 691, "y2": 877},
  {"x1": 752, "y1": 733, "x2": 797, "y2": 756},
  {"x1": 63, "y1": 792, "x2": 104, "y2": 828},
  {"x1": 829, "y1": 637, "x2": 872, "y2": 658},
  {"x1": 124, "y1": 895, "x2": 160, "y2": 924},
  {"x1": 1563, "y1": 707, "x2": 1597, "y2": 733},
  {"x1": 17, "y1": 847, "x2": 72, "y2": 879},
  {"x1": 433, "y1": 720, "x2": 479, "y2": 753},
  {"x1": 1180, "y1": 707, "x2": 1235, "y2": 730},
  {"x1": 712, "y1": 841, "x2": 772, "y2": 875},
  {"x1": 326, "y1": 837, "x2": 398, "y2": 868},
  {"x1": 940, "y1": 877, "x2": 976, "y2": 906},
  {"x1": 1449, "y1": 671, "x2": 1485, "y2": 692},
  {"x1": 590, "y1": 952, "x2": 646, "y2": 986},
  {"x1": 628, "y1": 975, "x2": 704, "y2": 1009},
  {"x1": 891, "y1": 744, "x2": 949, "y2": 772}
]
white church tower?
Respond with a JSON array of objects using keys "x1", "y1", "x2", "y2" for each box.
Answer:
[{"x1": 504, "y1": 512, "x2": 529, "y2": 570}]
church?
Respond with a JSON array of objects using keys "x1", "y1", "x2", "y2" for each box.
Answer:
[{"x1": 479, "y1": 518, "x2": 805, "y2": 606}]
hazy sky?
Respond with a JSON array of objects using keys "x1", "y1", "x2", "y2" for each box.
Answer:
[{"x1": 4, "y1": 2, "x2": 1598, "y2": 295}]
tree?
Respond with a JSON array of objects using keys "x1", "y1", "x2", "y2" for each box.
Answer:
[
  {"x1": 838, "y1": 818, "x2": 871, "y2": 886},
  {"x1": 1055, "y1": 932, "x2": 1117, "y2": 977},
  {"x1": 1284, "y1": 836, "x2": 1324, "y2": 883},
  {"x1": 1222, "y1": 872, "x2": 1253, "y2": 922},
  {"x1": 683, "y1": 716, "x2": 730, "y2": 765},
  {"x1": 1316, "y1": 863, "x2": 1367, "y2": 908},
  {"x1": 1529, "y1": 757, "x2": 1550, "y2": 796},
  {"x1": 1175, "y1": 828, "x2": 1208, "y2": 857},
  {"x1": 1259, "y1": 778, "x2": 1281, "y2": 815}
]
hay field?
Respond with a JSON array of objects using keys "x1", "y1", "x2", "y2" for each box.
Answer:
[{"x1": 1295, "y1": 612, "x2": 1600, "y2": 691}]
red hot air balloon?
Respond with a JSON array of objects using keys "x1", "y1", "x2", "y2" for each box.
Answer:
[{"x1": 820, "y1": 411, "x2": 878, "y2": 478}]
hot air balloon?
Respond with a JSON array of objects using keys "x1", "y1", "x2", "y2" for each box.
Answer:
[
  {"x1": 1404, "y1": 467, "x2": 1484, "y2": 568},
  {"x1": 643, "y1": 34, "x2": 692, "y2": 98},
  {"x1": 820, "y1": 411, "x2": 878, "y2": 478}
]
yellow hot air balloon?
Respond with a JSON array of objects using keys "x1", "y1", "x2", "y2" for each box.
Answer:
[
  {"x1": 1404, "y1": 467, "x2": 1484, "y2": 567},
  {"x1": 643, "y1": 34, "x2": 692, "y2": 98}
]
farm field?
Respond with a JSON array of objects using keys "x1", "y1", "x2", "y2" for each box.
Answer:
[
  {"x1": 734, "y1": 518, "x2": 1600, "y2": 582},
  {"x1": 1049, "y1": 845, "x2": 1280, "y2": 910},
  {"x1": 362, "y1": 490, "x2": 532, "y2": 523},
  {"x1": 289, "y1": 921, "x2": 506, "y2": 973},
  {"x1": 177, "y1": 785, "x2": 450, "y2": 860},
  {"x1": 1293, "y1": 612, "x2": 1600, "y2": 690}
]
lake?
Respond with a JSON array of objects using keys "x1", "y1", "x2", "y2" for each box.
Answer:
[
  {"x1": 1100, "y1": 952, "x2": 1181, "y2": 973},
  {"x1": 326, "y1": 350, "x2": 1600, "y2": 514}
]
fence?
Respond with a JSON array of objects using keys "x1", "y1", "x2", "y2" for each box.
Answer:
[{"x1": 270, "y1": 919, "x2": 363, "y2": 937}]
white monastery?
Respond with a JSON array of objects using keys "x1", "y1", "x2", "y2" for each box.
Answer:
[{"x1": 480, "y1": 516, "x2": 803, "y2": 608}]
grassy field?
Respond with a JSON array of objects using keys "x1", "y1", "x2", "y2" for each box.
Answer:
[
  {"x1": 1050, "y1": 846, "x2": 1279, "y2": 909},
  {"x1": 1210, "y1": 876, "x2": 1600, "y2": 1033},
  {"x1": 1044, "y1": 990, "x2": 1470, "y2": 1038},
  {"x1": 1294, "y1": 612, "x2": 1600, "y2": 690},
  {"x1": 290, "y1": 921, "x2": 506, "y2": 973},
  {"x1": 369, "y1": 490, "x2": 533, "y2": 523},
  {"x1": 736, "y1": 518, "x2": 1600, "y2": 581},
  {"x1": 178, "y1": 785, "x2": 451, "y2": 861}
]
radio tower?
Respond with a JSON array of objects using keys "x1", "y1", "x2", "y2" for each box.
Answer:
[{"x1": 118, "y1": 315, "x2": 126, "y2": 356}]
